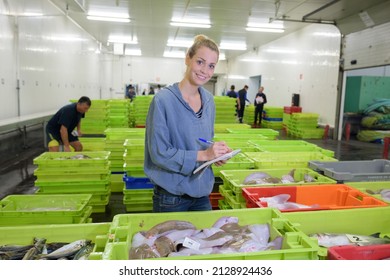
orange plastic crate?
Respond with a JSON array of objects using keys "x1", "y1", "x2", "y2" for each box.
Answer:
[{"x1": 242, "y1": 184, "x2": 388, "y2": 212}]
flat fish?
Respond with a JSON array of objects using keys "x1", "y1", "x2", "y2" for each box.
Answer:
[
  {"x1": 154, "y1": 236, "x2": 174, "y2": 257},
  {"x1": 212, "y1": 216, "x2": 239, "y2": 228},
  {"x1": 243, "y1": 172, "x2": 272, "y2": 184},
  {"x1": 145, "y1": 220, "x2": 196, "y2": 238},
  {"x1": 281, "y1": 169, "x2": 296, "y2": 183},
  {"x1": 129, "y1": 243, "x2": 160, "y2": 259}
]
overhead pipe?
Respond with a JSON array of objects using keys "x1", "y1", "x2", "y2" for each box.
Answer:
[{"x1": 302, "y1": 0, "x2": 341, "y2": 21}]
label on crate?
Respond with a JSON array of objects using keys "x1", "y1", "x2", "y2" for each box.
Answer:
[
  {"x1": 346, "y1": 234, "x2": 371, "y2": 244},
  {"x1": 183, "y1": 237, "x2": 201, "y2": 250}
]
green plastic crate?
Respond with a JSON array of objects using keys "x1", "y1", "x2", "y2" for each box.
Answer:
[
  {"x1": 345, "y1": 181, "x2": 390, "y2": 203},
  {"x1": 282, "y1": 207, "x2": 390, "y2": 258},
  {"x1": 102, "y1": 208, "x2": 319, "y2": 260},
  {"x1": 248, "y1": 140, "x2": 314, "y2": 147},
  {"x1": 33, "y1": 152, "x2": 110, "y2": 168},
  {"x1": 255, "y1": 145, "x2": 334, "y2": 157},
  {"x1": 34, "y1": 168, "x2": 111, "y2": 182},
  {"x1": 0, "y1": 222, "x2": 110, "y2": 260},
  {"x1": 212, "y1": 153, "x2": 256, "y2": 177},
  {"x1": 123, "y1": 200, "x2": 153, "y2": 212},
  {"x1": 35, "y1": 180, "x2": 110, "y2": 193},
  {"x1": 219, "y1": 168, "x2": 336, "y2": 202},
  {"x1": 244, "y1": 152, "x2": 337, "y2": 168}
]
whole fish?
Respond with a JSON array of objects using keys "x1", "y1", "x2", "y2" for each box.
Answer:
[
  {"x1": 281, "y1": 169, "x2": 296, "y2": 183},
  {"x1": 73, "y1": 243, "x2": 94, "y2": 260},
  {"x1": 220, "y1": 223, "x2": 249, "y2": 235},
  {"x1": 168, "y1": 248, "x2": 213, "y2": 257},
  {"x1": 212, "y1": 216, "x2": 239, "y2": 228},
  {"x1": 39, "y1": 239, "x2": 91, "y2": 259},
  {"x1": 310, "y1": 233, "x2": 390, "y2": 248},
  {"x1": 243, "y1": 172, "x2": 272, "y2": 184},
  {"x1": 129, "y1": 243, "x2": 160, "y2": 259},
  {"x1": 248, "y1": 224, "x2": 270, "y2": 244},
  {"x1": 70, "y1": 154, "x2": 91, "y2": 160},
  {"x1": 22, "y1": 238, "x2": 46, "y2": 260},
  {"x1": 145, "y1": 220, "x2": 196, "y2": 238},
  {"x1": 154, "y1": 236, "x2": 174, "y2": 257}
]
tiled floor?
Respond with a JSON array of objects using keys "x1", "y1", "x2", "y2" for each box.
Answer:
[{"x1": 0, "y1": 126, "x2": 385, "y2": 222}]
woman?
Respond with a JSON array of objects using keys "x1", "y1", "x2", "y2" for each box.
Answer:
[{"x1": 144, "y1": 35, "x2": 231, "y2": 212}]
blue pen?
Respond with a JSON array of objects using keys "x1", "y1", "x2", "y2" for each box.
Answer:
[{"x1": 198, "y1": 138, "x2": 214, "y2": 144}]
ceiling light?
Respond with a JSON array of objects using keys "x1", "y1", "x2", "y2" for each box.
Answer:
[
  {"x1": 219, "y1": 42, "x2": 247, "y2": 51},
  {"x1": 87, "y1": 15, "x2": 130, "y2": 23},
  {"x1": 125, "y1": 49, "x2": 142, "y2": 56},
  {"x1": 167, "y1": 39, "x2": 193, "y2": 48},
  {"x1": 170, "y1": 18, "x2": 211, "y2": 28},
  {"x1": 108, "y1": 35, "x2": 138, "y2": 44},
  {"x1": 163, "y1": 50, "x2": 185, "y2": 58},
  {"x1": 246, "y1": 27, "x2": 284, "y2": 33}
]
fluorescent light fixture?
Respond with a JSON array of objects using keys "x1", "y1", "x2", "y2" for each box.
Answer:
[
  {"x1": 43, "y1": 35, "x2": 86, "y2": 42},
  {"x1": 125, "y1": 49, "x2": 142, "y2": 56},
  {"x1": 87, "y1": 15, "x2": 130, "y2": 23},
  {"x1": 228, "y1": 75, "x2": 247, "y2": 80},
  {"x1": 219, "y1": 42, "x2": 247, "y2": 51},
  {"x1": 163, "y1": 50, "x2": 185, "y2": 58},
  {"x1": 108, "y1": 35, "x2": 137, "y2": 44},
  {"x1": 265, "y1": 48, "x2": 297, "y2": 54},
  {"x1": 167, "y1": 39, "x2": 193, "y2": 48},
  {"x1": 246, "y1": 27, "x2": 284, "y2": 33},
  {"x1": 113, "y1": 43, "x2": 124, "y2": 55},
  {"x1": 87, "y1": 11, "x2": 130, "y2": 23},
  {"x1": 313, "y1": 32, "x2": 340, "y2": 37},
  {"x1": 22, "y1": 12, "x2": 44, "y2": 16},
  {"x1": 170, "y1": 18, "x2": 211, "y2": 28}
]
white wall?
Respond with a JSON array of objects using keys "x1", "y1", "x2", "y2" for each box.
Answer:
[{"x1": 218, "y1": 24, "x2": 341, "y2": 127}]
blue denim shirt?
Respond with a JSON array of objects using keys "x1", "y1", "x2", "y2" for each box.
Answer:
[{"x1": 144, "y1": 83, "x2": 215, "y2": 198}]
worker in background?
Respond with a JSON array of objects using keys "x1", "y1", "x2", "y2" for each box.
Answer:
[
  {"x1": 226, "y1": 84, "x2": 238, "y2": 117},
  {"x1": 144, "y1": 34, "x2": 231, "y2": 212},
  {"x1": 237, "y1": 85, "x2": 250, "y2": 123},
  {"x1": 125, "y1": 85, "x2": 136, "y2": 102},
  {"x1": 254, "y1": 86, "x2": 267, "y2": 127},
  {"x1": 46, "y1": 96, "x2": 91, "y2": 152}
]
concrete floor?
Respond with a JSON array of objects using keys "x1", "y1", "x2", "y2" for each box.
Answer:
[{"x1": 0, "y1": 126, "x2": 385, "y2": 223}]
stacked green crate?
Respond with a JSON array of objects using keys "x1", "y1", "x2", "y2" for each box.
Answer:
[
  {"x1": 262, "y1": 107, "x2": 284, "y2": 129},
  {"x1": 78, "y1": 137, "x2": 106, "y2": 151},
  {"x1": 132, "y1": 96, "x2": 153, "y2": 127},
  {"x1": 225, "y1": 128, "x2": 280, "y2": 139},
  {"x1": 128, "y1": 102, "x2": 136, "y2": 127},
  {"x1": 0, "y1": 194, "x2": 93, "y2": 226},
  {"x1": 243, "y1": 105, "x2": 255, "y2": 125},
  {"x1": 122, "y1": 176, "x2": 153, "y2": 212},
  {"x1": 287, "y1": 113, "x2": 324, "y2": 139},
  {"x1": 104, "y1": 128, "x2": 145, "y2": 192},
  {"x1": 214, "y1": 123, "x2": 251, "y2": 133},
  {"x1": 33, "y1": 151, "x2": 111, "y2": 213},
  {"x1": 218, "y1": 168, "x2": 336, "y2": 209},
  {"x1": 71, "y1": 99, "x2": 108, "y2": 134},
  {"x1": 123, "y1": 138, "x2": 146, "y2": 178},
  {"x1": 248, "y1": 139, "x2": 334, "y2": 157},
  {"x1": 214, "y1": 96, "x2": 237, "y2": 123},
  {"x1": 107, "y1": 99, "x2": 130, "y2": 128}
]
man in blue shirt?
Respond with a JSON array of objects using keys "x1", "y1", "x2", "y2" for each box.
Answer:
[
  {"x1": 237, "y1": 85, "x2": 250, "y2": 123},
  {"x1": 46, "y1": 96, "x2": 91, "y2": 152}
]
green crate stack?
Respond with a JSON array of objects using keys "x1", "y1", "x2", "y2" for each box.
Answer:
[
  {"x1": 214, "y1": 133, "x2": 270, "y2": 143},
  {"x1": 107, "y1": 99, "x2": 131, "y2": 128},
  {"x1": 243, "y1": 105, "x2": 255, "y2": 125},
  {"x1": 0, "y1": 194, "x2": 93, "y2": 226},
  {"x1": 123, "y1": 139, "x2": 146, "y2": 178},
  {"x1": 218, "y1": 168, "x2": 337, "y2": 208},
  {"x1": 132, "y1": 96, "x2": 153, "y2": 126},
  {"x1": 214, "y1": 123, "x2": 251, "y2": 133},
  {"x1": 128, "y1": 102, "x2": 136, "y2": 127},
  {"x1": 0, "y1": 222, "x2": 110, "y2": 260},
  {"x1": 214, "y1": 96, "x2": 237, "y2": 123},
  {"x1": 78, "y1": 137, "x2": 106, "y2": 151},
  {"x1": 286, "y1": 113, "x2": 324, "y2": 139},
  {"x1": 248, "y1": 139, "x2": 334, "y2": 157},
  {"x1": 123, "y1": 188, "x2": 153, "y2": 212},
  {"x1": 102, "y1": 208, "x2": 319, "y2": 260},
  {"x1": 33, "y1": 151, "x2": 111, "y2": 213},
  {"x1": 225, "y1": 128, "x2": 280, "y2": 139},
  {"x1": 212, "y1": 153, "x2": 255, "y2": 177},
  {"x1": 244, "y1": 151, "x2": 337, "y2": 169},
  {"x1": 71, "y1": 99, "x2": 108, "y2": 134},
  {"x1": 104, "y1": 128, "x2": 146, "y2": 191},
  {"x1": 262, "y1": 106, "x2": 284, "y2": 129}
]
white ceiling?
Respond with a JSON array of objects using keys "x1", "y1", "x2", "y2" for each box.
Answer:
[{"x1": 2, "y1": 0, "x2": 390, "y2": 59}]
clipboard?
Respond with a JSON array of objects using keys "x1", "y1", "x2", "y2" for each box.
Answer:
[{"x1": 193, "y1": 149, "x2": 241, "y2": 174}]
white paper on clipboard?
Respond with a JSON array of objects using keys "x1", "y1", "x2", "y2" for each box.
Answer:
[{"x1": 193, "y1": 149, "x2": 241, "y2": 174}]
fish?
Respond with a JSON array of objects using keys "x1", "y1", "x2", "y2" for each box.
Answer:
[
  {"x1": 220, "y1": 223, "x2": 249, "y2": 235},
  {"x1": 304, "y1": 173, "x2": 316, "y2": 182},
  {"x1": 129, "y1": 243, "x2": 160, "y2": 259},
  {"x1": 248, "y1": 224, "x2": 270, "y2": 244},
  {"x1": 281, "y1": 169, "x2": 296, "y2": 183},
  {"x1": 22, "y1": 238, "x2": 46, "y2": 260},
  {"x1": 38, "y1": 239, "x2": 91, "y2": 259},
  {"x1": 145, "y1": 220, "x2": 197, "y2": 238},
  {"x1": 168, "y1": 248, "x2": 213, "y2": 257},
  {"x1": 259, "y1": 194, "x2": 314, "y2": 210},
  {"x1": 212, "y1": 216, "x2": 239, "y2": 228},
  {"x1": 310, "y1": 233, "x2": 390, "y2": 248},
  {"x1": 154, "y1": 236, "x2": 174, "y2": 257},
  {"x1": 70, "y1": 154, "x2": 91, "y2": 160},
  {"x1": 243, "y1": 172, "x2": 272, "y2": 184},
  {"x1": 366, "y1": 189, "x2": 390, "y2": 202},
  {"x1": 73, "y1": 243, "x2": 94, "y2": 260}
]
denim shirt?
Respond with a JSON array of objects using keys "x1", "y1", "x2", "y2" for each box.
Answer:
[{"x1": 144, "y1": 83, "x2": 215, "y2": 198}]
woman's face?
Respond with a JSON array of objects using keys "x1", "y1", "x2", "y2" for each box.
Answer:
[{"x1": 185, "y1": 46, "x2": 218, "y2": 87}]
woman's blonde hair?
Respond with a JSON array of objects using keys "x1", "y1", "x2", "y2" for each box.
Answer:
[{"x1": 187, "y1": 34, "x2": 219, "y2": 60}]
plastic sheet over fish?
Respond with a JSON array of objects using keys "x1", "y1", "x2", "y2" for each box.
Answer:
[
  {"x1": 129, "y1": 217, "x2": 283, "y2": 259},
  {"x1": 310, "y1": 233, "x2": 390, "y2": 248},
  {"x1": 243, "y1": 169, "x2": 315, "y2": 185},
  {"x1": 0, "y1": 238, "x2": 94, "y2": 260}
]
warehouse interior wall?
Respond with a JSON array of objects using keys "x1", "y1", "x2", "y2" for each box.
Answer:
[{"x1": 219, "y1": 24, "x2": 341, "y2": 129}]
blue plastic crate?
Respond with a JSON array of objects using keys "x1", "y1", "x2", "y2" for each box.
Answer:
[{"x1": 123, "y1": 175, "x2": 154, "y2": 189}]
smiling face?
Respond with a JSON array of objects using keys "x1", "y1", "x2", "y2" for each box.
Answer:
[{"x1": 184, "y1": 46, "x2": 218, "y2": 87}]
